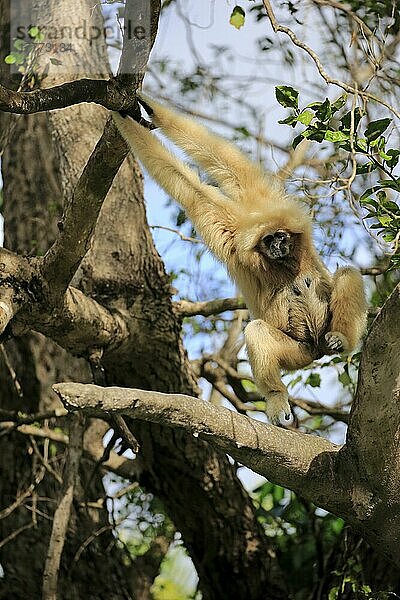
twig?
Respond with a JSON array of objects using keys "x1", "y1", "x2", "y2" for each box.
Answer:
[
  {"x1": 42, "y1": 414, "x2": 84, "y2": 600},
  {"x1": 311, "y1": 0, "x2": 376, "y2": 40},
  {"x1": 150, "y1": 224, "x2": 202, "y2": 244},
  {"x1": 0, "y1": 522, "x2": 34, "y2": 549},
  {"x1": 73, "y1": 524, "x2": 113, "y2": 564},
  {"x1": 0, "y1": 421, "x2": 68, "y2": 443},
  {"x1": 0, "y1": 467, "x2": 45, "y2": 520},
  {"x1": 262, "y1": 0, "x2": 400, "y2": 119},
  {"x1": 290, "y1": 397, "x2": 349, "y2": 423},
  {"x1": 0, "y1": 343, "x2": 23, "y2": 397},
  {"x1": 30, "y1": 436, "x2": 63, "y2": 484}
]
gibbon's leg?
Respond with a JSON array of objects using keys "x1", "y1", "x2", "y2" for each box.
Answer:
[
  {"x1": 244, "y1": 320, "x2": 313, "y2": 423},
  {"x1": 136, "y1": 92, "x2": 264, "y2": 201},
  {"x1": 113, "y1": 112, "x2": 239, "y2": 263},
  {"x1": 326, "y1": 267, "x2": 367, "y2": 353}
]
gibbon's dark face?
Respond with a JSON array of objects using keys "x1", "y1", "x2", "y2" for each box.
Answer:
[{"x1": 258, "y1": 230, "x2": 294, "y2": 261}]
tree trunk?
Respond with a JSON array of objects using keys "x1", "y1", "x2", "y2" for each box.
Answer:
[{"x1": 0, "y1": 0, "x2": 286, "y2": 598}]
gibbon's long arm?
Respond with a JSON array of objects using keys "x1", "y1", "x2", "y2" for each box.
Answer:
[
  {"x1": 136, "y1": 91, "x2": 265, "y2": 201},
  {"x1": 112, "y1": 112, "x2": 239, "y2": 263},
  {"x1": 328, "y1": 267, "x2": 368, "y2": 352}
]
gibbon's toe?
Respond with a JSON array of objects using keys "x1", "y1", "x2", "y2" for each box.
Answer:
[
  {"x1": 265, "y1": 391, "x2": 292, "y2": 425},
  {"x1": 325, "y1": 331, "x2": 349, "y2": 353}
]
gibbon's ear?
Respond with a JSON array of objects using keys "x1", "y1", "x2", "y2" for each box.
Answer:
[
  {"x1": 135, "y1": 91, "x2": 267, "y2": 202},
  {"x1": 112, "y1": 111, "x2": 240, "y2": 264}
]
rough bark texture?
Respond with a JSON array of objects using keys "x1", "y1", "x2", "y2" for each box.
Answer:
[
  {"x1": 0, "y1": 0, "x2": 287, "y2": 598},
  {"x1": 0, "y1": 83, "x2": 133, "y2": 600}
]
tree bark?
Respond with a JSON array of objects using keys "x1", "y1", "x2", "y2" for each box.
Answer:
[{"x1": 0, "y1": 0, "x2": 287, "y2": 598}]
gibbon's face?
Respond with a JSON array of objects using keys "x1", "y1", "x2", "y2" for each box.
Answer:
[{"x1": 258, "y1": 230, "x2": 295, "y2": 261}]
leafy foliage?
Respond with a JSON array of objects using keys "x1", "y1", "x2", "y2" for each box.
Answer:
[{"x1": 276, "y1": 88, "x2": 400, "y2": 268}]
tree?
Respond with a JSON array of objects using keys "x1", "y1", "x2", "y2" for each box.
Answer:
[{"x1": 0, "y1": 0, "x2": 399, "y2": 599}]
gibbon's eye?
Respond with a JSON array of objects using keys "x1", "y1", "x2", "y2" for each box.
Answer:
[{"x1": 260, "y1": 231, "x2": 292, "y2": 261}]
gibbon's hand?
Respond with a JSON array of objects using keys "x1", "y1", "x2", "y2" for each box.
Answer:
[{"x1": 325, "y1": 331, "x2": 349, "y2": 353}]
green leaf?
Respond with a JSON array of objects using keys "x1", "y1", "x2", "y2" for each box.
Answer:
[
  {"x1": 305, "y1": 373, "x2": 321, "y2": 387},
  {"x1": 288, "y1": 374, "x2": 303, "y2": 388},
  {"x1": 385, "y1": 149, "x2": 400, "y2": 169},
  {"x1": 355, "y1": 137, "x2": 368, "y2": 151},
  {"x1": 278, "y1": 114, "x2": 298, "y2": 126},
  {"x1": 378, "y1": 215, "x2": 392, "y2": 226},
  {"x1": 13, "y1": 39, "x2": 24, "y2": 50},
  {"x1": 338, "y1": 371, "x2": 352, "y2": 386},
  {"x1": 275, "y1": 85, "x2": 299, "y2": 109},
  {"x1": 331, "y1": 93, "x2": 347, "y2": 114},
  {"x1": 292, "y1": 134, "x2": 304, "y2": 149},
  {"x1": 13, "y1": 52, "x2": 24, "y2": 65},
  {"x1": 360, "y1": 187, "x2": 376, "y2": 202},
  {"x1": 28, "y1": 26, "x2": 40, "y2": 37},
  {"x1": 381, "y1": 198, "x2": 399, "y2": 211},
  {"x1": 176, "y1": 209, "x2": 187, "y2": 226},
  {"x1": 324, "y1": 130, "x2": 349, "y2": 143},
  {"x1": 303, "y1": 127, "x2": 326, "y2": 143},
  {"x1": 341, "y1": 108, "x2": 363, "y2": 131},
  {"x1": 4, "y1": 54, "x2": 16, "y2": 64},
  {"x1": 377, "y1": 179, "x2": 400, "y2": 191},
  {"x1": 356, "y1": 162, "x2": 375, "y2": 174},
  {"x1": 229, "y1": 6, "x2": 245, "y2": 29},
  {"x1": 328, "y1": 585, "x2": 339, "y2": 600},
  {"x1": 364, "y1": 118, "x2": 391, "y2": 142},
  {"x1": 305, "y1": 101, "x2": 322, "y2": 111},
  {"x1": 297, "y1": 110, "x2": 314, "y2": 125},
  {"x1": 315, "y1": 98, "x2": 331, "y2": 122}
]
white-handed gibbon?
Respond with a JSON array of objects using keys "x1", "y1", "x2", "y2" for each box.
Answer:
[{"x1": 112, "y1": 93, "x2": 367, "y2": 423}]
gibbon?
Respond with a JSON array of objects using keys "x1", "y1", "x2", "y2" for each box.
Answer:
[{"x1": 112, "y1": 93, "x2": 367, "y2": 423}]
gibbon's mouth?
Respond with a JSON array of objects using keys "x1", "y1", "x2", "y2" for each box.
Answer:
[{"x1": 259, "y1": 231, "x2": 293, "y2": 261}]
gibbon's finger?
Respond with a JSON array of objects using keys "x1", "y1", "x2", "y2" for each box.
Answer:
[
  {"x1": 112, "y1": 111, "x2": 239, "y2": 263},
  {"x1": 136, "y1": 91, "x2": 264, "y2": 201}
]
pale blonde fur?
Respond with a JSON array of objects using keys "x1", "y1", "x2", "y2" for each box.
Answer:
[{"x1": 112, "y1": 94, "x2": 368, "y2": 422}]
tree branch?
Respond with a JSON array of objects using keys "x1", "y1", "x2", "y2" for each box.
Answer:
[
  {"x1": 0, "y1": 247, "x2": 129, "y2": 356},
  {"x1": 347, "y1": 283, "x2": 400, "y2": 488},
  {"x1": 53, "y1": 383, "x2": 349, "y2": 514},
  {"x1": 42, "y1": 414, "x2": 84, "y2": 600},
  {"x1": 175, "y1": 297, "x2": 247, "y2": 317},
  {"x1": 41, "y1": 117, "x2": 130, "y2": 299},
  {"x1": 262, "y1": 0, "x2": 400, "y2": 119},
  {"x1": 0, "y1": 79, "x2": 137, "y2": 115}
]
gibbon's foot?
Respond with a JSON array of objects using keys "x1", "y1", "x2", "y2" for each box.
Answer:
[
  {"x1": 265, "y1": 391, "x2": 292, "y2": 424},
  {"x1": 325, "y1": 331, "x2": 349, "y2": 353}
]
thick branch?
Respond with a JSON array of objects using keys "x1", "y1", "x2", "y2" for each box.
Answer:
[
  {"x1": 0, "y1": 79, "x2": 137, "y2": 115},
  {"x1": 53, "y1": 383, "x2": 348, "y2": 514},
  {"x1": 40, "y1": 0, "x2": 161, "y2": 298},
  {"x1": 347, "y1": 284, "x2": 400, "y2": 488},
  {"x1": 0, "y1": 247, "x2": 129, "y2": 356},
  {"x1": 41, "y1": 117, "x2": 130, "y2": 298}
]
